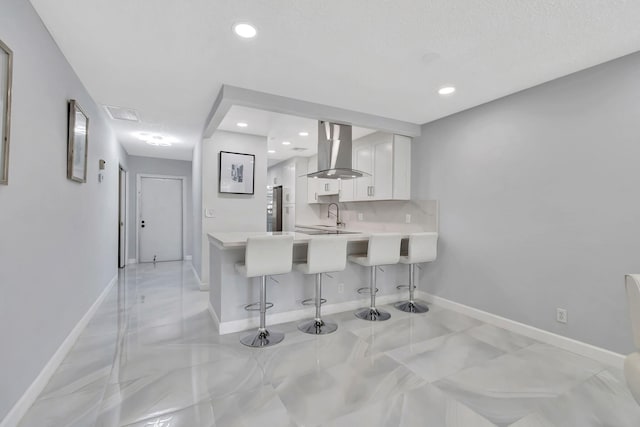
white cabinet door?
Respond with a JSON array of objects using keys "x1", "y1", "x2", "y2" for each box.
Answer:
[
  {"x1": 283, "y1": 162, "x2": 296, "y2": 202},
  {"x1": 339, "y1": 179, "x2": 355, "y2": 202},
  {"x1": 317, "y1": 179, "x2": 339, "y2": 195},
  {"x1": 283, "y1": 204, "x2": 296, "y2": 231},
  {"x1": 372, "y1": 139, "x2": 393, "y2": 200},
  {"x1": 307, "y1": 178, "x2": 320, "y2": 203},
  {"x1": 354, "y1": 141, "x2": 374, "y2": 200}
]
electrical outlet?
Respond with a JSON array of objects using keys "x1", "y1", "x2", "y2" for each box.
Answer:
[
  {"x1": 337, "y1": 283, "x2": 344, "y2": 293},
  {"x1": 556, "y1": 308, "x2": 568, "y2": 324},
  {"x1": 405, "y1": 214, "x2": 411, "y2": 224},
  {"x1": 357, "y1": 213, "x2": 363, "y2": 221}
]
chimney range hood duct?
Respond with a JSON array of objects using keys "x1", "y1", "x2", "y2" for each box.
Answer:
[{"x1": 306, "y1": 121, "x2": 369, "y2": 180}]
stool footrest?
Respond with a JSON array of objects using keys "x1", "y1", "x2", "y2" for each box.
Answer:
[
  {"x1": 301, "y1": 298, "x2": 327, "y2": 306},
  {"x1": 396, "y1": 285, "x2": 417, "y2": 290},
  {"x1": 357, "y1": 287, "x2": 379, "y2": 295},
  {"x1": 244, "y1": 301, "x2": 274, "y2": 311}
]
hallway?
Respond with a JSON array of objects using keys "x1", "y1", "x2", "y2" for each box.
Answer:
[{"x1": 18, "y1": 262, "x2": 640, "y2": 426}]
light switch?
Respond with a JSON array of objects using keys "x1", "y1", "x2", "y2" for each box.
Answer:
[
  {"x1": 358, "y1": 213, "x2": 363, "y2": 221},
  {"x1": 405, "y1": 214, "x2": 411, "y2": 224},
  {"x1": 205, "y1": 209, "x2": 215, "y2": 218}
]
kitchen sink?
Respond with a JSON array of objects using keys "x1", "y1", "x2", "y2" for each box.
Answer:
[{"x1": 296, "y1": 229, "x2": 361, "y2": 235}]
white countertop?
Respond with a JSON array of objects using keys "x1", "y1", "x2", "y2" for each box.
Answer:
[
  {"x1": 207, "y1": 231, "x2": 370, "y2": 248},
  {"x1": 208, "y1": 223, "x2": 437, "y2": 249}
]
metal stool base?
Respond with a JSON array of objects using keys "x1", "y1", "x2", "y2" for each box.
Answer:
[
  {"x1": 240, "y1": 329, "x2": 284, "y2": 348},
  {"x1": 355, "y1": 307, "x2": 391, "y2": 321},
  {"x1": 395, "y1": 300, "x2": 429, "y2": 314},
  {"x1": 298, "y1": 318, "x2": 338, "y2": 335}
]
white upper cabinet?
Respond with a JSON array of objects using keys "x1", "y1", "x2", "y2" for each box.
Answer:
[
  {"x1": 339, "y1": 132, "x2": 411, "y2": 202},
  {"x1": 307, "y1": 155, "x2": 339, "y2": 203}
]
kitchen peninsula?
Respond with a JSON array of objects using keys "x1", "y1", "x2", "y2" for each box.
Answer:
[{"x1": 208, "y1": 228, "x2": 426, "y2": 334}]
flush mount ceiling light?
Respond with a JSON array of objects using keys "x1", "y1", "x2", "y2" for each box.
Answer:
[
  {"x1": 268, "y1": 149, "x2": 276, "y2": 154},
  {"x1": 438, "y1": 86, "x2": 456, "y2": 95},
  {"x1": 236, "y1": 122, "x2": 248, "y2": 128},
  {"x1": 133, "y1": 132, "x2": 179, "y2": 147},
  {"x1": 233, "y1": 23, "x2": 257, "y2": 39},
  {"x1": 282, "y1": 141, "x2": 291, "y2": 145},
  {"x1": 299, "y1": 131, "x2": 309, "y2": 136}
]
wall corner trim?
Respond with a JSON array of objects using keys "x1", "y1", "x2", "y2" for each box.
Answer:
[
  {"x1": 189, "y1": 262, "x2": 208, "y2": 291},
  {"x1": 0, "y1": 275, "x2": 118, "y2": 427},
  {"x1": 417, "y1": 291, "x2": 625, "y2": 369}
]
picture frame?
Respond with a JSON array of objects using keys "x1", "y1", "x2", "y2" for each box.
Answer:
[
  {"x1": 0, "y1": 38, "x2": 13, "y2": 185},
  {"x1": 67, "y1": 99, "x2": 89, "y2": 183},
  {"x1": 219, "y1": 151, "x2": 255, "y2": 195}
]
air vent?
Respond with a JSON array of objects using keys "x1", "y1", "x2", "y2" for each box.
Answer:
[
  {"x1": 291, "y1": 147, "x2": 308, "y2": 152},
  {"x1": 104, "y1": 105, "x2": 140, "y2": 122}
]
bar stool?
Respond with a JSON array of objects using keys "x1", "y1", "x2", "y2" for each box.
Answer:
[
  {"x1": 296, "y1": 236, "x2": 348, "y2": 335},
  {"x1": 235, "y1": 235, "x2": 294, "y2": 348},
  {"x1": 395, "y1": 232, "x2": 438, "y2": 313},
  {"x1": 349, "y1": 233, "x2": 402, "y2": 321}
]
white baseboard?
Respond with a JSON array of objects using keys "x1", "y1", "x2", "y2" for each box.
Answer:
[
  {"x1": 0, "y1": 275, "x2": 118, "y2": 427},
  {"x1": 208, "y1": 303, "x2": 220, "y2": 331},
  {"x1": 417, "y1": 291, "x2": 625, "y2": 369},
  {"x1": 211, "y1": 292, "x2": 406, "y2": 335},
  {"x1": 188, "y1": 262, "x2": 209, "y2": 291},
  {"x1": 127, "y1": 258, "x2": 137, "y2": 265},
  {"x1": 184, "y1": 255, "x2": 192, "y2": 261}
]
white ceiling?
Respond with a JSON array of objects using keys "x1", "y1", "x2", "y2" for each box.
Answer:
[
  {"x1": 29, "y1": 0, "x2": 640, "y2": 161},
  {"x1": 218, "y1": 106, "x2": 376, "y2": 165}
]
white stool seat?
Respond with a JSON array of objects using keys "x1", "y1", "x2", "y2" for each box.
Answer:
[
  {"x1": 295, "y1": 236, "x2": 347, "y2": 335},
  {"x1": 238, "y1": 235, "x2": 293, "y2": 348},
  {"x1": 236, "y1": 235, "x2": 294, "y2": 278},
  {"x1": 395, "y1": 232, "x2": 438, "y2": 314},
  {"x1": 625, "y1": 274, "x2": 640, "y2": 404},
  {"x1": 351, "y1": 233, "x2": 402, "y2": 322}
]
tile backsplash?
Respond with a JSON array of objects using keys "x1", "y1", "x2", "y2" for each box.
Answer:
[{"x1": 310, "y1": 200, "x2": 438, "y2": 233}]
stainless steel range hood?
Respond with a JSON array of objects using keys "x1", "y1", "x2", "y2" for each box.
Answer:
[{"x1": 306, "y1": 121, "x2": 369, "y2": 180}]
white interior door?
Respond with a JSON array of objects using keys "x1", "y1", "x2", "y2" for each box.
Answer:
[
  {"x1": 139, "y1": 177, "x2": 183, "y2": 263},
  {"x1": 118, "y1": 167, "x2": 127, "y2": 268}
]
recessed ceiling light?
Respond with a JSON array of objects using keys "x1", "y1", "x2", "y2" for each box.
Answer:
[
  {"x1": 299, "y1": 131, "x2": 309, "y2": 136},
  {"x1": 236, "y1": 122, "x2": 248, "y2": 128},
  {"x1": 233, "y1": 23, "x2": 257, "y2": 39},
  {"x1": 282, "y1": 141, "x2": 291, "y2": 145},
  {"x1": 438, "y1": 86, "x2": 456, "y2": 95},
  {"x1": 268, "y1": 150, "x2": 276, "y2": 154}
]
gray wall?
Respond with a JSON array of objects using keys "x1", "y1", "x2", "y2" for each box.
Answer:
[
  {"x1": 0, "y1": 0, "x2": 125, "y2": 420},
  {"x1": 126, "y1": 155, "x2": 193, "y2": 260},
  {"x1": 413, "y1": 51, "x2": 640, "y2": 354},
  {"x1": 192, "y1": 138, "x2": 203, "y2": 280},
  {"x1": 201, "y1": 131, "x2": 268, "y2": 284}
]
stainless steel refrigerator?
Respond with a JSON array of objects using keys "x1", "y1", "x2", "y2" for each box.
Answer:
[{"x1": 269, "y1": 185, "x2": 283, "y2": 232}]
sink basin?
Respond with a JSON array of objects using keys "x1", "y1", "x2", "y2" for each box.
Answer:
[{"x1": 297, "y1": 230, "x2": 360, "y2": 235}]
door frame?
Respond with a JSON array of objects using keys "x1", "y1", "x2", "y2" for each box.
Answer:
[
  {"x1": 135, "y1": 173, "x2": 188, "y2": 263},
  {"x1": 118, "y1": 165, "x2": 129, "y2": 268}
]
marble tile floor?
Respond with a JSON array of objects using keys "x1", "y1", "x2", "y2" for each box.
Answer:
[{"x1": 17, "y1": 261, "x2": 640, "y2": 426}]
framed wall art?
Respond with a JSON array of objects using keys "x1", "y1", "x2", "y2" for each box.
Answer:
[
  {"x1": 67, "y1": 99, "x2": 89, "y2": 183},
  {"x1": 219, "y1": 151, "x2": 255, "y2": 194},
  {"x1": 0, "y1": 38, "x2": 13, "y2": 185}
]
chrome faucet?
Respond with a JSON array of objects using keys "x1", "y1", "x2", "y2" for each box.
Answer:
[{"x1": 328, "y1": 203, "x2": 343, "y2": 228}]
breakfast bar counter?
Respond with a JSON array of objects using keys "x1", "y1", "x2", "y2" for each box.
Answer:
[{"x1": 207, "y1": 230, "x2": 418, "y2": 334}]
